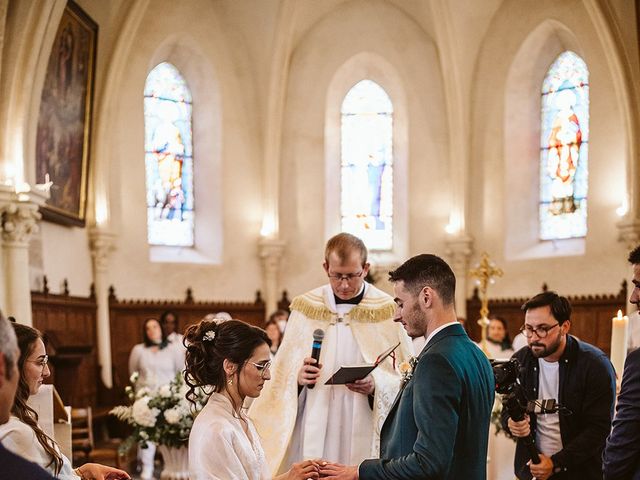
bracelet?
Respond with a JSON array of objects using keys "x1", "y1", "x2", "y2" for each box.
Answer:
[{"x1": 74, "y1": 467, "x2": 86, "y2": 479}]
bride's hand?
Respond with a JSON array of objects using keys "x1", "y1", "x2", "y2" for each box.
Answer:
[{"x1": 287, "y1": 459, "x2": 320, "y2": 479}]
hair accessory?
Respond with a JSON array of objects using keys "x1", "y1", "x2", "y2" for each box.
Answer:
[{"x1": 203, "y1": 330, "x2": 216, "y2": 342}]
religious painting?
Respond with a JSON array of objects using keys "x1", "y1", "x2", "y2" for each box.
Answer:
[
  {"x1": 143, "y1": 62, "x2": 195, "y2": 247},
  {"x1": 36, "y1": 0, "x2": 98, "y2": 226},
  {"x1": 341, "y1": 79, "x2": 394, "y2": 251},
  {"x1": 539, "y1": 51, "x2": 589, "y2": 240}
]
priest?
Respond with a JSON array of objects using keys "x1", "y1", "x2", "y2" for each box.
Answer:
[{"x1": 249, "y1": 233, "x2": 413, "y2": 475}]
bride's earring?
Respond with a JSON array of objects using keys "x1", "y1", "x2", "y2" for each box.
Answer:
[{"x1": 227, "y1": 377, "x2": 233, "y2": 386}]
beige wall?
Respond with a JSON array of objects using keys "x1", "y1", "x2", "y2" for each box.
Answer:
[{"x1": 0, "y1": 0, "x2": 638, "y2": 309}]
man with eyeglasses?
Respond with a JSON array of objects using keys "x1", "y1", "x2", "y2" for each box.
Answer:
[
  {"x1": 603, "y1": 244, "x2": 640, "y2": 479},
  {"x1": 249, "y1": 233, "x2": 413, "y2": 476},
  {"x1": 502, "y1": 291, "x2": 616, "y2": 480}
]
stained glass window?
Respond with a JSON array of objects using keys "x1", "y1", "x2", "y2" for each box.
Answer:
[
  {"x1": 144, "y1": 62, "x2": 194, "y2": 246},
  {"x1": 341, "y1": 80, "x2": 393, "y2": 251},
  {"x1": 539, "y1": 51, "x2": 589, "y2": 240}
]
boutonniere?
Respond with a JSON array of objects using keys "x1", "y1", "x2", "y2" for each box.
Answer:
[{"x1": 398, "y1": 356, "x2": 418, "y2": 384}]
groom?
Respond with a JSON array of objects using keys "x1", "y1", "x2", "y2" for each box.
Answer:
[{"x1": 321, "y1": 254, "x2": 495, "y2": 479}]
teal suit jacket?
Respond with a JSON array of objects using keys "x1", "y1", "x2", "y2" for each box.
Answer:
[{"x1": 360, "y1": 323, "x2": 495, "y2": 479}]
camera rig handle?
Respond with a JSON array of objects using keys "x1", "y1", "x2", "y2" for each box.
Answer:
[{"x1": 503, "y1": 392, "x2": 541, "y2": 465}]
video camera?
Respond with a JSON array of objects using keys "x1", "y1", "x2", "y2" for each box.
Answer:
[{"x1": 491, "y1": 358, "x2": 541, "y2": 465}]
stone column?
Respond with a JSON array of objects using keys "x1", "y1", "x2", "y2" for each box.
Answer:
[
  {"x1": 444, "y1": 234, "x2": 474, "y2": 318},
  {"x1": 258, "y1": 237, "x2": 286, "y2": 319},
  {"x1": 0, "y1": 185, "x2": 47, "y2": 325},
  {"x1": 617, "y1": 217, "x2": 640, "y2": 251},
  {"x1": 89, "y1": 227, "x2": 116, "y2": 388}
]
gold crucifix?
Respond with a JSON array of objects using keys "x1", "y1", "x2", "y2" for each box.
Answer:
[{"x1": 469, "y1": 252, "x2": 503, "y2": 357}]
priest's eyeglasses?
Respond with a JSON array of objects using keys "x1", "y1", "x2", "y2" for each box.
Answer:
[
  {"x1": 520, "y1": 323, "x2": 559, "y2": 339},
  {"x1": 327, "y1": 270, "x2": 364, "y2": 283},
  {"x1": 248, "y1": 360, "x2": 272, "y2": 379}
]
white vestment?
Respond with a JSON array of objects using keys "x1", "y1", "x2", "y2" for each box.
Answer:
[
  {"x1": 189, "y1": 393, "x2": 270, "y2": 480},
  {"x1": 248, "y1": 283, "x2": 413, "y2": 475}
]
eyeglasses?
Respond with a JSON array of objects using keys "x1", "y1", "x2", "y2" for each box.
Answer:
[
  {"x1": 247, "y1": 360, "x2": 272, "y2": 379},
  {"x1": 26, "y1": 355, "x2": 49, "y2": 369},
  {"x1": 520, "y1": 323, "x2": 559, "y2": 339},
  {"x1": 327, "y1": 270, "x2": 364, "y2": 283}
]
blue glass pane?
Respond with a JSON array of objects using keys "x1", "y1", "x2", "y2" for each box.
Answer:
[
  {"x1": 340, "y1": 80, "x2": 393, "y2": 250},
  {"x1": 144, "y1": 62, "x2": 194, "y2": 247},
  {"x1": 539, "y1": 52, "x2": 589, "y2": 240}
]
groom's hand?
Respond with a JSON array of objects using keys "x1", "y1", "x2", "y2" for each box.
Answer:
[
  {"x1": 346, "y1": 374, "x2": 374, "y2": 395},
  {"x1": 298, "y1": 357, "x2": 322, "y2": 386},
  {"x1": 319, "y1": 463, "x2": 358, "y2": 479}
]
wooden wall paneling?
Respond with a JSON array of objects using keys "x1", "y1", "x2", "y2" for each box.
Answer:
[
  {"x1": 108, "y1": 287, "x2": 266, "y2": 403},
  {"x1": 31, "y1": 283, "x2": 98, "y2": 408}
]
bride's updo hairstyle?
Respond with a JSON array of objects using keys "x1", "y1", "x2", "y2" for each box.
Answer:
[{"x1": 184, "y1": 319, "x2": 270, "y2": 406}]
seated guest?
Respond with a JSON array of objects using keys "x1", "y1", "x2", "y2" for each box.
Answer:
[
  {"x1": 0, "y1": 314, "x2": 55, "y2": 480},
  {"x1": 184, "y1": 319, "x2": 319, "y2": 480},
  {"x1": 0, "y1": 322, "x2": 130, "y2": 479},
  {"x1": 129, "y1": 317, "x2": 183, "y2": 479},
  {"x1": 264, "y1": 319, "x2": 283, "y2": 357}
]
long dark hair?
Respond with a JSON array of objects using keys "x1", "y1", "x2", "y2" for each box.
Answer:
[
  {"x1": 12, "y1": 323, "x2": 63, "y2": 475},
  {"x1": 142, "y1": 317, "x2": 168, "y2": 349},
  {"x1": 183, "y1": 319, "x2": 270, "y2": 414}
]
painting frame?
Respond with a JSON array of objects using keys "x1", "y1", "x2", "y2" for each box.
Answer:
[{"x1": 36, "y1": 0, "x2": 98, "y2": 227}]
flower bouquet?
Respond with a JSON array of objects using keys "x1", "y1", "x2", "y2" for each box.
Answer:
[{"x1": 110, "y1": 372, "x2": 208, "y2": 453}]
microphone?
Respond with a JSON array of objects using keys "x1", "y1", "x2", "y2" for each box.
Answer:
[{"x1": 307, "y1": 329, "x2": 325, "y2": 389}]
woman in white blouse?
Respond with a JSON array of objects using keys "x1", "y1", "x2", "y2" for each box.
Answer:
[
  {"x1": 128, "y1": 317, "x2": 183, "y2": 479},
  {"x1": 0, "y1": 323, "x2": 130, "y2": 480},
  {"x1": 184, "y1": 319, "x2": 319, "y2": 480}
]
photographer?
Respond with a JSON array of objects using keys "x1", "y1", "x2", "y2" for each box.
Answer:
[{"x1": 501, "y1": 292, "x2": 616, "y2": 480}]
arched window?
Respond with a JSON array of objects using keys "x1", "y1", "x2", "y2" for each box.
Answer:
[
  {"x1": 340, "y1": 80, "x2": 393, "y2": 251},
  {"x1": 539, "y1": 51, "x2": 589, "y2": 240},
  {"x1": 144, "y1": 62, "x2": 194, "y2": 246}
]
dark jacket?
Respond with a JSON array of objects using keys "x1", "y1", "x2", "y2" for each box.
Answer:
[
  {"x1": 501, "y1": 335, "x2": 616, "y2": 480},
  {"x1": 603, "y1": 347, "x2": 640, "y2": 479},
  {"x1": 360, "y1": 323, "x2": 495, "y2": 479},
  {"x1": 0, "y1": 443, "x2": 55, "y2": 480}
]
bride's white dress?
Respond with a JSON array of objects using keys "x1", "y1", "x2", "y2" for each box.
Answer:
[{"x1": 189, "y1": 393, "x2": 270, "y2": 480}]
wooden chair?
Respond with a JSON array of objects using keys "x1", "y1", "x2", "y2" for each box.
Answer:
[
  {"x1": 71, "y1": 407, "x2": 94, "y2": 464},
  {"x1": 71, "y1": 406, "x2": 134, "y2": 469}
]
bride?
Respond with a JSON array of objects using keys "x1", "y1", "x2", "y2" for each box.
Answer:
[{"x1": 184, "y1": 319, "x2": 319, "y2": 480}]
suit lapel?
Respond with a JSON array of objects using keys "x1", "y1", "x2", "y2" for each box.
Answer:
[{"x1": 382, "y1": 324, "x2": 466, "y2": 431}]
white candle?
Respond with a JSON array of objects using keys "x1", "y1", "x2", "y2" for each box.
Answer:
[{"x1": 610, "y1": 310, "x2": 629, "y2": 379}]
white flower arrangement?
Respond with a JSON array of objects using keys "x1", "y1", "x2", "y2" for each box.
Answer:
[{"x1": 111, "y1": 372, "x2": 208, "y2": 452}]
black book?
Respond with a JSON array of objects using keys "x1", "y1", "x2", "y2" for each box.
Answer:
[{"x1": 325, "y1": 342, "x2": 401, "y2": 385}]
